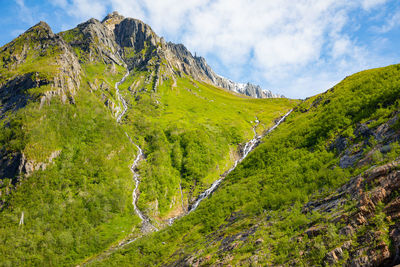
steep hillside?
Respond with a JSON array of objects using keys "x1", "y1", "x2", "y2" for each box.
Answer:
[
  {"x1": 0, "y1": 14, "x2": 295, "y2": 266},
  {"x1": 91, "y1": 64, "x2": 400, "y2": 266}
]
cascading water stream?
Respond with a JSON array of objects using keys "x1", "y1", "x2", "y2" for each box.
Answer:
[
  {"x1": 115, "y1": 70, "x2": 130, "y2": 123},
  {"x1": 83, "y1": 102, "x2": 292, "y2": 263},
  {"x1": 186, "y1": 110, "x2": 293, "y2": 214},
  {"x1": 114, "y1": 53, "x2": 292, "y2": 225},
  {"x1": 114, "y1": 67, "x2": 158, "y2": 233},
  {"x1": 117, "y1": 69, "x2": 292, "y2": 229}
]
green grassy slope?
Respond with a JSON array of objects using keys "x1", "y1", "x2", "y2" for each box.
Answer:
[
  {"x1": 0, "y1": 33, "x2": 139, "y2": 264},
  {"x1": 117, "y1": 69, "x2": 296, "y2": 221},
  {"x1": 0, "y1": 24, "x2": 296, "y2": 266},
  {"x1": 0, "y1": 89, "x2": 139, "y2": 266},
  {"x1": 92, "y1": 64, "x2": 400, "y2": 266}
]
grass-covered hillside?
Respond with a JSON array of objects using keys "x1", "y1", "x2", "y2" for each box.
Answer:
[
  {"x1": 0, "y1": 23, "x2": 139, "y2": 266},
  {"x1": 0, "y1": 20, "x2": 296, "y2": 266},
  {"x1": 92, "y1": 64, "x2": 400, "y2": 266},
  {"x1": 117, "y1": 69, "x2": 296, "y2": 222}
]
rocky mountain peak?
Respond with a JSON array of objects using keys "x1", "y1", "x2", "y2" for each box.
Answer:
[
  {"x1": 102, "y1": 11, "x2": 125, "y2": 23},
  {"x1": 77, "y1": 18, "x2": 104, "y2": 35},
  {"x1": 102, "y1": 11, "x2": 125, "y2": 32},
  {"x1": 66, "y1": 17, "x2": 121, "y2": 65},
  {"x1": 114, "y1": 18, "x2": 160, "y2": 50},
  {"x1": 25, "y1": 21, "x2": 55, "y2": 39}
]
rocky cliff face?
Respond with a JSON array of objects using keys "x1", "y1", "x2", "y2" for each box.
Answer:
[
  {"x1": 302, "y1": 160, "x2": 400, "y2": 266},
  {"x1": 1, "y1": 22, "x2": 81, "y2": 114},
  {"x1": 62, "y1": 11, "x2": 282, "y2": 99}
]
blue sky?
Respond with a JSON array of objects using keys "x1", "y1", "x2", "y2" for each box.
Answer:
[{"x1": 1, "y1": 0, "x2": 400, "y2": 99}]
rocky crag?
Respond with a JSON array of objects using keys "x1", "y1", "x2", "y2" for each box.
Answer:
[{"x1": 63, "y1": 11, "x2": 282, "y2": 99}]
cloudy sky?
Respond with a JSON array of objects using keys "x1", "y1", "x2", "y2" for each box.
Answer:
[{"x1": 1, "y1": 0, "x2": 400, "y2": 98}]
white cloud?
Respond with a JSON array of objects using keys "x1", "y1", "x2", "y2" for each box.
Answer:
[
  {"x1": 332, "y1": 37, "x2": 352, "y2": 58},
  {"x1": 51, "y1": 0, "x2": 108, "y2": 21},
  {"x1": 15, "y1": 0, "x2": 35, "y2": 24},
  {"x1": 51, "y1": 0, "x2": 68, "y2": 8},
  {"x1": 68, "y1": 0, "x2": 108, "y2": 20},
  {"x1": 109, "y1": 0, "x2": 146, "y2": 22},
  {"x1": 372, "y1": 10, "x2": 400, "y2": 33},
  {"x1": 47, "y1": 0, "x2": 395, "y2": 98},
  {"x1": 361, "y1": 0, "x2": 388, "y2": 10}
]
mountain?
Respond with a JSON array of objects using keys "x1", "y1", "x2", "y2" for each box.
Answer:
[
  {"x1": 91, "y1": 64, "x2": 400, "y2": 267},
  {"x1": 0, "y1": 12, "x2": 295, "y2": 266},
  {"x1": 2, "y1": 10, "x2": 400, "y2": 267},
  {"x1": 65, "y1": 11, "x2": 282, "y2": 99}
]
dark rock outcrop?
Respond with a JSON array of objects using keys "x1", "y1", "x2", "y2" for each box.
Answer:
[
  {"x1": 0, "y1": 73, "x2": 50, "y2": 117},
  {"x1": 0, "y1": 149, "x2": 22, "y2": 183}
]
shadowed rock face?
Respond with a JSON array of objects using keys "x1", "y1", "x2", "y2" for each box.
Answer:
[
  {"x1": 0, "y1": 149, "x2": 22, "y2": 183},
  {"x1": 0, "y1": 73, "x2": 50, "y2": 118}
]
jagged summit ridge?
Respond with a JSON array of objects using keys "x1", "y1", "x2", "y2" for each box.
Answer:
[
  {"x1": 64, "y1": 11, "x2": 282, "y2": 99},
  {"x1": 215, "y1": 75, "x2": 285, "y2": 98}
]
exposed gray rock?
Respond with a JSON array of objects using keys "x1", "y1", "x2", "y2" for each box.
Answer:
[
  {"x1": 350, "y1": 256, "x2": 371, "y2": 267},
  {"x1": 165, "y1": 42, "x2": 283, "y2": 98},
  {"x1": 115, "y1": 18, "x2": 160, "y2": 51},
  {"x1": 18, "y1": 150, "x2": 61, "y2": 177},
  {"x1": 375, "y1": 115, "x2": 398, "y2": 141},
  {"x1": 65, "y1": 17, "x2": 122, "y2": 65},
  {"x1": 1, "y1": 21, "x2": 81, "y2": 116},
  {"x1": 354, "y1": 123, "x2": 373, "y2": 138},
  {"x1": 101, "y1": 11, "x2": 124, "y2": 32},
  {"x1": 214, "y1": 77, "x2": 284, "y2": 98},
  {"x1": 340, "y1": 152, "x2": 363, "y2": 168},
  {"x1": 339, "y1": 225, "x2": 354, "y2": 236},
  {"x1": 329, "y1": 136, "x2": 348, "y2": 153},
  {"x1": 70, "y1": 11, "x2": 283, "y2": 99},
  {"x1": 324, "y1": 248, "x2": 341, "y2": 265}
]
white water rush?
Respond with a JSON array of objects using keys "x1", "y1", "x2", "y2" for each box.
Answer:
[
  {"x1": 187, "y1": 110, "x2": 293, "y2": 213},
  {"x1": 113, "y1": 64, "x2": 291, "y2": 247},
  {"x1": 114, "y1": 66, "x2": 158, "y2": 233}
]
